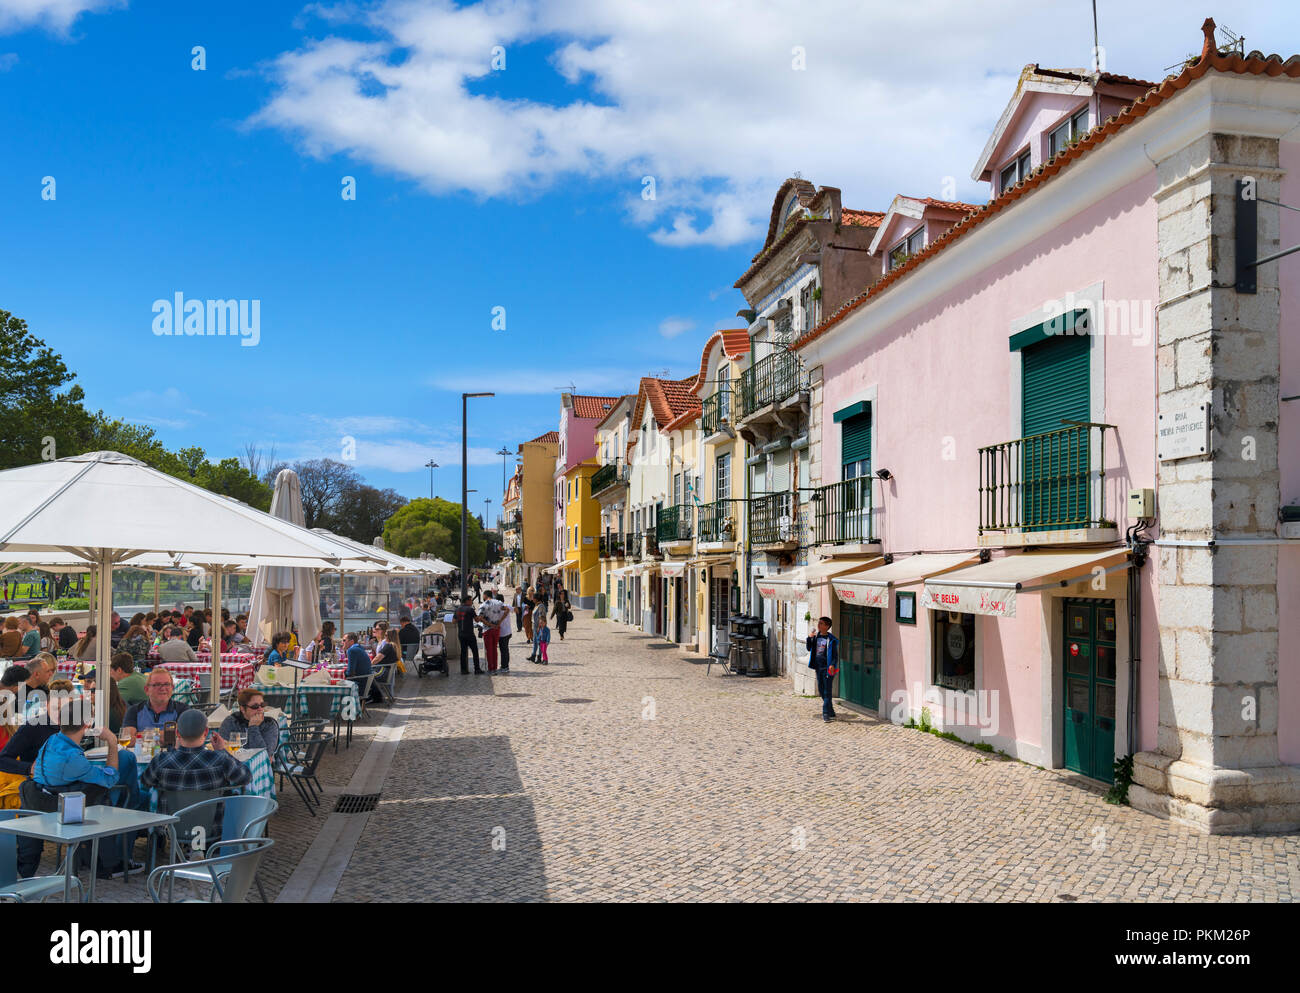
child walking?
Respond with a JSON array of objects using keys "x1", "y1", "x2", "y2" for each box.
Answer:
[{"x1": 535, "y1": 616, "x2": 550, "y2": 665}]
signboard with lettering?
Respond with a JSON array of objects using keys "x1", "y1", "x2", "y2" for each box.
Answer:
[
  {"x1": 833, "y1": 581, "x2": 887, "y2": 609},
  {"x1": 1157, "y1": 402, "x2": 1211, "y2": 462},
  {"x1": 922, "y1": 584, "x2": 1017, "y2": 618}
]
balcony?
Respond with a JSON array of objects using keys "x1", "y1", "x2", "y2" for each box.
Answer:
[
  {"x1": 702, "y1": 390, "x2": 733, "y2": 438},
  {"x1": 814, "y1": 477, "x2": 878, "y2": 550},
  {"x1": 503, "y1": 512, "x2": 522, "y2": 533},
  {"x1": 629, "y1": 531, "x2": 643, "y2": 559},
  {"x1": 979, "y1": 422, "x2": 1117, "y2": 545},
  {"x1": 697, "y1": 498, "x2": 742, "y2": 545},
  {"x1": 599, "y1": 533, "x2": 626, "y2": 559},
  {"x1": 656, "y1": 504, "x2": 693, "y2": 547},
  {"x1": 591, "y1": 460, "x2": 629, "y2": 499},
  {"x1": 748, "y1": 491, "x2": 797, "y2": 549},
  {"x1": 738, "y1": 351, "x2": 802, "y2": 419}
]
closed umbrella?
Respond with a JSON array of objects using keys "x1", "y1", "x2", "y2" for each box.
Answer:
[{"x1": 248, "y1": 470, "x2": 322, "y2": 650}]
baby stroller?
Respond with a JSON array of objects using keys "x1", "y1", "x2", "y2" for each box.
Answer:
[{"x1": 418, "y1": 622, "x2": 449, "y2": 677}]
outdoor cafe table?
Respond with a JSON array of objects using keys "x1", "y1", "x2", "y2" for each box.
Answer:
[
  {"x1": 91, "y1": 745, "x2": 277, "y2": 805},
  {"x1": 259, "y1": 680, "x2": 361, "y2": 719},
  {"x1": 0, "y1": 806, "x2": 176, "y2": 903},
  {"x1": 156, "y1": 659, "x2": 256, "y2": 693}
]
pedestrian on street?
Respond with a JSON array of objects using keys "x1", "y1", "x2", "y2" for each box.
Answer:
[
  {"x1": 535, "y1": 615, "x2": 550, "y2": 664},
  {"x1": 552, "y1": 590, "x2": 571, "y2": 640},
  {"x1": 454, "y1": 597, "x2": 482, "y2": 674},
  {"x1": 521, "y1": 588, "x2": 534, "y2": 645},
  {"x1": 529, "y1": 598, "x2": 546, "y2": 662},
  {"x1": 493, "y1": 591, "x2": 513, "y2": 672},
  {"x1": 478, "y1": 592, "x2": 507, "y2": 672},
  {"x1": 805, "y1": 616, "x2": 840, "y2": 722}
]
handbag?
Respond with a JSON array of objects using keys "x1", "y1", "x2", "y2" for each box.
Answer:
[{"x1": 563, "y1": 609, "x2": 573, "y2": 623}]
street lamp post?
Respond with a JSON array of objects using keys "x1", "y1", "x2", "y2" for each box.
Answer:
[
  {"x1": 461, "y1": 392, "x2": 494, "y2": 601},
  {"x1": 425, "y1": 459, "x2": 439, "y2": 501},
  {"x1": 496, "y1": 446, "x2": 511, "y2": 501}
]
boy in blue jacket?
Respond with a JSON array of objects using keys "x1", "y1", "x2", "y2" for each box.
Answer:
[{"x1": 806, "y1": 616, "x2": 839, "y2": 722}]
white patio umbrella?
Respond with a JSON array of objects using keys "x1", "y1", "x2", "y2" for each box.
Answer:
[
  {"x1": 248, "y1": 470, "x2": 322, "y2": 651},
  {"x1": 0, "y1": 452, "x2": 385, "y2": 708},
  {"x1": 310, "y1": 529, "x2": 432, "y2": 638}
]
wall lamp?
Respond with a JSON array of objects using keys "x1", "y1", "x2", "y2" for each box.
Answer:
[{"x1": 875, "y1": 468, "x2": 893, "y2": 481}]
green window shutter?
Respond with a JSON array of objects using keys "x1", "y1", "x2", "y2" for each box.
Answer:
[
  {"x1": 840, "y1": 409, "x2": 872, "y2": 467},
  {"x1": 1022, "y1": 334, "x2": 1089, "y2": 437}
]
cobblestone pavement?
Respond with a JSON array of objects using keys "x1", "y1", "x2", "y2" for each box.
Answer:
[{"x1": 330, "y1": 607, "x2": 1300, "y2": 903}]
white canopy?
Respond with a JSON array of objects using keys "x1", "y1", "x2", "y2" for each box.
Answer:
[
  {"x1": 0, "y1": 451, "x2": 383, "y2": 705},
  {"x1": 831, "y1": 553, "x2": 979, "y2": 609},
  {"x1": 756, "y1": 559, "x2": 877, "y2": 602},
  {"x1": 922, "y1": 548, "x2": 1131, "y2": 618},
  {"x1": 248, "y1": 470, "x2": 323, "y2": 648},
  {"x1": 659, "y1": 561, "x2": 688, "y2": 579},
  {"x1": 543, "y1": 563, "x2": 565, "y2": 575}
]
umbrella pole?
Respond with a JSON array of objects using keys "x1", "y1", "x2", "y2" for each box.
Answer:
[
  {"x1": 210, "y1": 566, "x2": 223, "y2": 704},
  {"x1": 339, "y1": 571, "x2": 345, "y2": 643},
  {"x1": 153, "y1": 570, "x2": 160, "y2": 615},
  {"x1": 87, "y1": 568, "x2": 96, "y2": 629},
  {"x1": 94, "y1": 551, "x2": 111, "y2": 733}
]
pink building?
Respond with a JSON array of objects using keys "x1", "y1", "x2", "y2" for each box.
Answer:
[{"x1": 789, "y1": 23, "x2": 1300, "y2": 834}]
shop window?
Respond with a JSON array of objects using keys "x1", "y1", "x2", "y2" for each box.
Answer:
[{"x1": 934, "y1": 611, "x2": 976, "y2": 692}]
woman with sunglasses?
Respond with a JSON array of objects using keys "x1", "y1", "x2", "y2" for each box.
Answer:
[{"x1": 217, "y1": 688, "x2": 279, "y2": 753}]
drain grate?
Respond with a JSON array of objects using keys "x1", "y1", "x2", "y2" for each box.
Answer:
[
  {"x1": 497, "y1": 693, "x2": 533, "y2": 698},
  {"x1": 334, "y1": 793, "x2": 381, "y2": 814},
  {"x1": 556, "y1": 698, "x2": 595, "y2": 704}
]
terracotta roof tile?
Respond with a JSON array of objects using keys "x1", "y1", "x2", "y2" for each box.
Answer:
[
  {"x1": 795, "y1": 20, "x2": 1300, "y2": 353},
  {"x1": 919, "y1": 198, "x2": 982, "y2": 213},
  {"x1": 841, "y1": 209, "x2": 886, "y2": 227},
  {"x1": 570, "y1": 394, "x2": 621, "y2": 419},
  {"x1": 1033, "y1": 65, "x2": 1158, "y2": 89},
  {"x1": 521, "y1": 431, "x2": 558, "y2": 449},
  {"x1": 721, "y1": 330, "x2": 750, "y2": 358}
]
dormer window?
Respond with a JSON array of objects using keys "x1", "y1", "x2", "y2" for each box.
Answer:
[
  {"x1": 1048, "y1": 108, "x2": 1090, "y2": 159},
  {"x1": 888, "y1": 227, "x2": 925, "y2": 271},
  {"x1": 999, "y1": 150, "x2": 1031, "y2": 195}
]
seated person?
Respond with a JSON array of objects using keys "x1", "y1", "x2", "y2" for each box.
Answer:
[
  {"x1": 21, "y1": 655, "x2": 54, "y2": 718},
  {"x1": 220, "y1": 620, "x2": 237, "y2": 654},
  {"x1": 140, "y1": 709, "x2": 251, "y2": 793},
  {"x1": 120, "y1": 668, "x2": 190, "y2": 738},
  {"x1": 15, "y1": 616, "x2": 40, "y2": 660},
  {"x1": 78, "y1": 667, "x2": 127, "y2": 735},
  {"x1": 110, "y1": 652, "x2": 147, "y2": 705},
  {"x1": 0, "y1": 617, "x2": 21, "y2": 657},
  {"x1": 157, "y1": 626, "x2": 198, "y2": 663},
  {"x1": 398, "y1": 616, "x2": 420, "y2": 655},
  {"x1": 217, "y1": 688, "x2": 280, "y2": 753},
  {"x1": 18, "y1": 684, "x2": 125, "y2": 878},
  {"x1": 0, "y1": 676, "x2": 67, "y2": 778},
  {"x1": 263, "y1": 632, "x2": 291, "y2": 667},
  {"x1": 51, "y1": 617, "x2": 78, "y2": 653},
  {"x1": 343, "y1": 633, "x2": 376, "y2": 700}
]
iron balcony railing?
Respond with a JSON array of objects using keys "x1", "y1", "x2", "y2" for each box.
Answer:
[
  {"x1": 629, "y1": 531, "x2": 643, "y2": 559},
  {"x1": 644, "y1": 529, "x2": 661, "y2": 558},
  {"x1": 814, "y1": 476, "x2": 875, "y2": 545},
  {"x1": 748, "y1": 491, "x2": 797, "y2": 546},
  {"x1": 599, "y1": 533, "x2": 626, "y2": 559},
  {"x1": 738, "y1": 351, "x2": 801, "y2": 418},
  {"x1": 702, "y1": 390, "x2": 732, "y2": 435},
  {"x1": 979, "y1": 422, "x2": 1113, "y2": 533},
  {"x1": 590, "y1": 460, "x2": 628, "y2": 496},
  {"x1": 697, "y1": 498, "x2": 742, "y2": 544},
  {"x1": 656, "y1": 504, "x2": 693, "y2": 543}
]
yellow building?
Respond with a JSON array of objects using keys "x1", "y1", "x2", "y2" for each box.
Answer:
[
  {"x1": 562, "y1": 461, "x2": 602, "y2": 606},
  {"x1": 517, "y1": 431, "x2": 559, "y2": 589}
]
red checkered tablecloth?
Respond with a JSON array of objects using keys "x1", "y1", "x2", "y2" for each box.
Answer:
[
  {"x1": 155, "y1": 660, "x2": 256, "y2": 692},
  {"x1": 145, "y1": 650, "x2": 256, "y2": 665}
]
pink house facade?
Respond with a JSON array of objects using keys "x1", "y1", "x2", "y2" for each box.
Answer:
[{"x1": 791, "y1": 24, "x2": 1300, "y2": 834}]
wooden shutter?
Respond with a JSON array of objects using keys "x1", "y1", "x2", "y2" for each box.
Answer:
[
  {"x1": 840, "y1": 410, "x2": 872, "y2": 467},
  {"x1": 1022, "y1": 334, "x2": 1089, "y2": 437}
]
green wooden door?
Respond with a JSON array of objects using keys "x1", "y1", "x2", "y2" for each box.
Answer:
[
  {"x1": 1062, "y1": 598, "x2": 1117, "y2": 782},
  {"x1": 1022, "y1": 333, "x2": 1089, "y2": 529},
  {"x1": 840, "y1": 604, "x2": 882, "y2": 712}
]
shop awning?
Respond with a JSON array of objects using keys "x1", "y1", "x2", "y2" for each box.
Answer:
[
  {"x1": 831, "y1": 553, "x2": 978, "y2": 609},
  {"x1": 921, "y1": 548, "x2": 1131, "y2": 618},
  {"x1": 543, "y1": 562, "x2": 565, "y2": 575},
  {"x1": 690, "y1": 554, "x2": 734, "y2": 568},
  {"x1": 610, "y1": 564, "x2": 638, "y2": 577},
  {"x1": 660, "y1": 561, "x2": 687, "y2": 578},
  {"x1": 756, "y1": 559, "x2": 877, "y2": 602}
]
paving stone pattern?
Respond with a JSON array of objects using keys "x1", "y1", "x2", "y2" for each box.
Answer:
[{"x1": 331, "y1": 608, "x2": 1300, "y2": 902}]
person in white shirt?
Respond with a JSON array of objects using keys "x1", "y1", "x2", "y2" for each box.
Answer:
[{"x1": 494, "y1": 592, "x2": 513, "y2": 672}]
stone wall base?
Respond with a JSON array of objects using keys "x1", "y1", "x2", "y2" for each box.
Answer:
[{"x1": 1131, "y1": 750, "x2": 1300, "y2": 834}]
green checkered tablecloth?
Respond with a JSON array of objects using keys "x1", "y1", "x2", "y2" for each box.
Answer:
[
  {"x1": 95, "y1": 746, "x2": 276, "y2": 805},
  {"x1": 170, "y1": 677, "x2": 199, "y2": 705},
  {"x1": 254, "y1": 682, "x2": 362, "y2": 720}
]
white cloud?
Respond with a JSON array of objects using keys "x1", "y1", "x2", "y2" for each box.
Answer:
[
  {"x1": 250, "y1": 0, "x2": 1260, "y2": 247},
  {"x1": 657, "y1": 316, "x2": 695, "y2": 339},
  {"x1": 281, "y1": 436, "x2": 501, "y2": 473},
  {"x1": 0, "y1": 52, "x2": 18, "y2": 70},
  {"x1": 0, "y1": 0, "x2": 123, "y2": 34}
]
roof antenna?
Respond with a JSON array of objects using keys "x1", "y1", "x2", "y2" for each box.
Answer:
[
  {"x1": 1090, "y1": 0, "x2": 1101, "y2": 79},
  {"x1": 554, "y1": 382, "x2": 577, "y2": 393}
]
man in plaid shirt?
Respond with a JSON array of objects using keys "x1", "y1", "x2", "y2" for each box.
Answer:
[{"x1": 140, "y1": 709, "x2": 251, "y2": 792}]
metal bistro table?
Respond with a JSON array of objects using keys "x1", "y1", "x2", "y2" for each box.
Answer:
[{"x1": 0, "y1": 805, "x2": 177, "y2": 903}]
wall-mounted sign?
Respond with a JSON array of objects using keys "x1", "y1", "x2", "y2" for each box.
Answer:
[
  {"x1": 583, "y1": 536, "x2": 594, "y2": 545},
  {"x1": 922, "y1": 584, "x2": 1016, "y2": 618},
  {"x1": 833, "y1": 581, "x2": 887, "y2": 608},
  {"x1": 1157, "y1": 402, "x2": 1211, "y2": 462}
]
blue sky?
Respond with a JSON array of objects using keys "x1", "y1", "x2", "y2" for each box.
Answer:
[{"x1": 1, "y1": 0, "x2": 1297, "y2": 516}]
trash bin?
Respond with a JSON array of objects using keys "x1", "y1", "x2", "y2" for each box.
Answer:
[{"x1": 595, "y1": 593, "x2": 606, "y2": 619}]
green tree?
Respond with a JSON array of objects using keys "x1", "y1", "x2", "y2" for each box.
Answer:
[
  {"x1": 195, "y1": 457, "x2": 273, "y2": 511},
  {"x1": 333, "y1": 482, "x2": 407, "y2": 543},
  {"x1": 383, "y1": 498, "x2": 483, "y2": 565},
  {"x1": 0, "y1": 308, "x2": 93, "y2": 467}
]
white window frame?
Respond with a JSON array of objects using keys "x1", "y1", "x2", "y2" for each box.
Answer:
[
  {"x1": 887, "y1": 227, "x2": 925, "y2": 271},
  {"x1": 1048, "y1": 108, "x2": 1090, "y2": 159},
  {"x1": 999, "y1": 149, "x2": 1031, "y2": 195}
]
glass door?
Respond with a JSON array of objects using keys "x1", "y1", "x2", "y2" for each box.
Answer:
[{"x1": 1062, "y1": 598, "x2": 1116, "y2": 782}]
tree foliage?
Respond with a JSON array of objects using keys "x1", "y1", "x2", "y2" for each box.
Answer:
[{"x1": 383, "y1": 498, "x2": 484, "y2": 566}]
